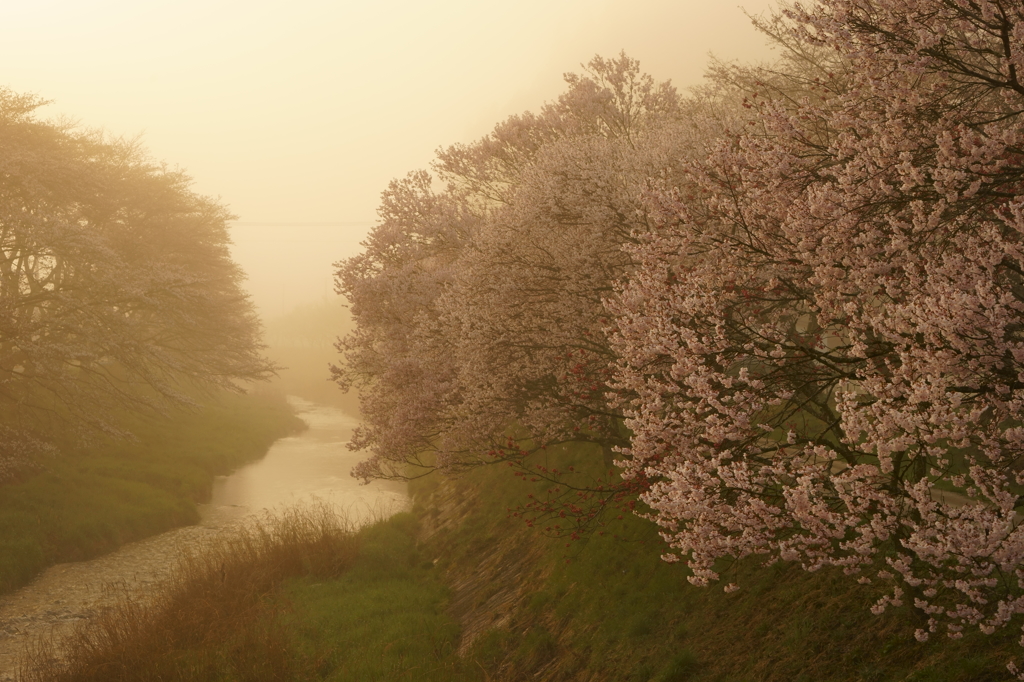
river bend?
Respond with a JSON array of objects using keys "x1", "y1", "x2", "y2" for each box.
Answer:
[{"x1": 0, "y1": 397, "x2": 405, "y2": 679}]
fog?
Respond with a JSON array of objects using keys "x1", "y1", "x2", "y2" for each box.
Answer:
[{"x1": 2, "y1": 0, "x2": 777, "y2": 318}]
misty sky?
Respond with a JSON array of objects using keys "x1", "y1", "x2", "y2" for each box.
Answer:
[{"x1": 3, "y1": 0, "x2": 777, "y2": 317}]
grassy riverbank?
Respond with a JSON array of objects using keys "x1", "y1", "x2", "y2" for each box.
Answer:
[
  {"x1": 0, "y1": 392, "x2": 304, "y2": 595},
  {"x1": 22, "y1": 507, "x2": 473, "y2": 682},
  {"x1": 20, "y1": 441, "x2": 1024, "y2": 681},
  {"x1": 408, "y1": 445, "x2": 1021, "y2": 682}
]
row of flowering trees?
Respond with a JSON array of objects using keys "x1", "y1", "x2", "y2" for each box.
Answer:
[
  {"x1": 335, "y1": 53, "x2": 687, "y2": 482},
  {"x1": 0, "y1": 91, "x2": 274, "y2": 480},
  {"x1": 336, "y1": 0, "x2": 1024, "y2": 648}
]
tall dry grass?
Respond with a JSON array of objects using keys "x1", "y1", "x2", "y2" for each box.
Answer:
[{"x1": 19, "y1": 503, "x2": 359, "y2": 682}]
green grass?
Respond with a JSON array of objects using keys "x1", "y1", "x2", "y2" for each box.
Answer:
[
  {"x1": 0, "y1": 391, "x2": 304, "y2": 594},
  {"x1": 18, "y1": 435, "x2": 1024, "y2": 681},
  {"x1": 278, "y1": 513, "x2": 481, "y2": 681},
  {"x1": 413, "y1": 441, "x2": 1022, "y2": 681},
  {"x1": 21, "y1": 504, "x2": 362, "y2": 682},
  {"x1": 21, "y1": 509, "x2": 480, "y2": 682}
]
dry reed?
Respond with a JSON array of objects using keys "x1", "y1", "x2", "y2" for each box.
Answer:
[{"x1": 19, "y1": 503, "x2": 359, "y2": 682}]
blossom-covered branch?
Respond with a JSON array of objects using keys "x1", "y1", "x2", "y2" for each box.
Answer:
[{"x1": 612, "y1": 0, "x2": 1024, "y2": 644}]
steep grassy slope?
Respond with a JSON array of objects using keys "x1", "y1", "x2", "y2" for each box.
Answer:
[{"x1": 413, "y1": 443, "x2": 1021, "y2": 681}]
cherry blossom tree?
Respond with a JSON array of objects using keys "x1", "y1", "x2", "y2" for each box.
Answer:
[
  {"x1": 335, "y1": 54, "x2": 685, "y2": 482},
  {"x1": 611, "y1": 0, "x2": 1024, "y2": 644},
  {"x1": 0, "y1": 90, "x2": 274, "y2": 477},
  {"x1": 333, "y1": 170, "x2": 480, "y2": 480}
]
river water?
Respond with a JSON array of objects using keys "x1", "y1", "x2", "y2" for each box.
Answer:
[
  {"x1": 0, "y1": 397, "x2": 406, "y2": 679},
  {"x1": 201, "y1": 397, "x2": 407, "y2": 525}
]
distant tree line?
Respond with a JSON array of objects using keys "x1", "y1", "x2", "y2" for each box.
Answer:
[
  {"x1": 336, "y1": 0, "x2": 1024, "y2": 649},
  {"x1": 0, "y1": 91, "x2": 273, "y2": 481}
]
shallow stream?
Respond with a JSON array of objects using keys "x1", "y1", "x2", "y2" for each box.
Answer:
[{"x1": 0, "y1": 397, "x2": 406, "y2": 679}]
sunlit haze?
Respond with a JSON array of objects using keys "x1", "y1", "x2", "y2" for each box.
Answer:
[{"x1": 2, "y1": 0, "x2": 777, "y2": 317}]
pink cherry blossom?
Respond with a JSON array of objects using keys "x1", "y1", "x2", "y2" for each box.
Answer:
[{"x1": 611, "y1": 0, "x2": 1024, "y2": 647}]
